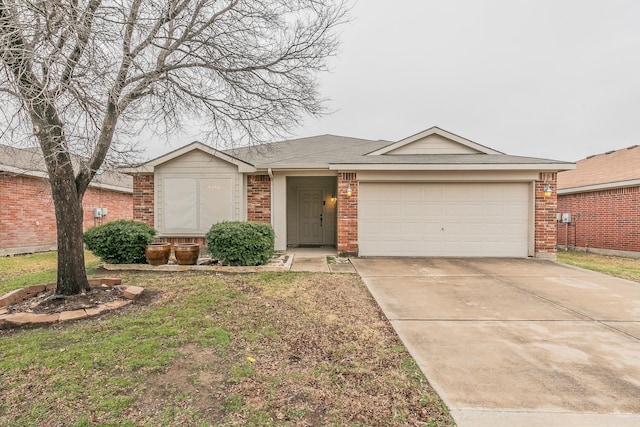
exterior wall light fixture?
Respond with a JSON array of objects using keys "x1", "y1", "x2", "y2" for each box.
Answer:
[
  {"x1": 543, "y1": 183, "x2": 552, "y2": 198},
  {"x1": 345, "y1": 184, "x2": 352, "y2": 198}
]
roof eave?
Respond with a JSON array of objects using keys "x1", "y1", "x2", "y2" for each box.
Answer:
[
  {"x1": 1, "y1": 165, "x2": 133, "y2": 193},
  {"x1": 120, "y1": 166, "x2": 154, "y2": 174},
  {"x1": 558, "y1": 178, "x2": 640, "y2": 195},
  {"x1": 328, "y1": 163, "x2": 576, "y2": 171},
  {"x1": 254, "y1": 164, "x2": 331, "y2": 170},
  {"x1": 88, "y1": 182, "x2": 134, "y2": 193},
  {"x1": 0, "y1": 164, "x2": 46, "y2": 177}
]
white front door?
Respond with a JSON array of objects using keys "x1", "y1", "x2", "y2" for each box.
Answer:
[{"x1": 299, "y1": 189, "x2": 323, "y2": 245}]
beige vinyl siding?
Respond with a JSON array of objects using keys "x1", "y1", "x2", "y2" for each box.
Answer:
[
  {"x1": 384, "y1": 133, "x2": 479, "y2": 155},
  {"x1": 155, "y1": 149, "x2": 243, "y2": 236}
]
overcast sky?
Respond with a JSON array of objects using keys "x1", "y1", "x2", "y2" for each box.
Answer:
[
  {"x1": 289, "y1": 0, "x2": 640, "y2": 162},
  {"x1": 154, "y1": 0, "x2": 640, "y2": 163}
]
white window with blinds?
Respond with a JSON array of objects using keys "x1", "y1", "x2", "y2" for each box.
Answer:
[{"x1": 161, "y1": 177, "x2": 233, "y2": 234}]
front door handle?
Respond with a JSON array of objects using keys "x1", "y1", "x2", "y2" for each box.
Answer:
[{"x1": 320, "y1": 213, "x2": 323, "y2": 226}]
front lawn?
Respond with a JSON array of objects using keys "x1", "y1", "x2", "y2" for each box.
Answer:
[
  {"x1": 0, "y1": 253, "x2": 454, "y2": 426},
  {"x1": 0, "y1": 251, "x2": 100, "y2": 295},
  {"x1": 557, "y1": 250, "x2": 640, "y2": 283}
]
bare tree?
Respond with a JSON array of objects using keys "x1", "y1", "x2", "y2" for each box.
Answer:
[{"x1": 0, "y1": 0, "x2": 347, "y2": 295}]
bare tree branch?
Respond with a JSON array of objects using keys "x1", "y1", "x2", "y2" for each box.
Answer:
[
  {"x1": 55, "y1": 0, "x2": 102, "y2": 95},
  {"x1": 0, "y1": 0, "x2": 348, "y2": 294}
]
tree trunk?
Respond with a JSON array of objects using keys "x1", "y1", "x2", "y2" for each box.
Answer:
[{"x1": 49, "y1": 165, "x2": 91, "y2": 296}]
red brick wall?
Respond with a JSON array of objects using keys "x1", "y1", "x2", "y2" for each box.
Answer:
[
  {"x1": 247, "y1": 175, "x2": 271, "y2": 223},
  {"x1": 557, "y1": 186, "x2": 640, "y2": 253},
  {"x1": 0, "y1": 173, "x2": 132, "y2": 254},
  {"x1": 534, "y1": 172, "x2": 558, "y2": 256},
  {"x1": 337, "y1": 172, "x2": 358, "y2": 255},
  {"x1": 83, "y1": 186, "x2": 133, "y2": 229},
  {"x1": 133, "y1": 174, "x2": 154, "y2": 227}
]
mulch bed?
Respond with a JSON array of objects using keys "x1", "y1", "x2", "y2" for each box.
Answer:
[{"x1": 5, "y1": 286, "x2": 126, "y2": 315}]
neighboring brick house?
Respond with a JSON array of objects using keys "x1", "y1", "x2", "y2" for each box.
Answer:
[
  {"x1": 557, "y1": 146, "x2": 640, "y2": 257},
  {"x1": 0, "y1": 145, "x2": 133, "y2": 256},
  {"x1": 123, "y1": 127, "x2": 573, "y2": 259}
]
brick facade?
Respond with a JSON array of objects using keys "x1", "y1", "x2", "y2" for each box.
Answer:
[
  {"x1": 534, "y1": 172, "x2": 558, "y2": 257},
  {"x1": 83, "y1": 185, "x2": 134, "y2": 229},
  {"x1": 247, "y1": 175, "x2": 271, "y2": 223},
  {"x1": 132, "y1": 174, "x2": 154, "y2": 227},
  {"x1": 557, "y1": 186, "x2": 640, "y2": 253},
  {"x1": 336, "y1": 172, "x2": 358, "y2": 255},
  {"x1": 0, "y1": 173, "x2": 132, "y2": 255},
  {"x1": 129, "y1": 170, "x2": 560, "y2": 257}
]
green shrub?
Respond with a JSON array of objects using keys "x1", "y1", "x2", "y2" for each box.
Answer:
[
  {"x1": 206, "y1": 221, "x2": 275, "y2": 266},
  {"x1": 83, "y1": 220, "x2": 156, "y2": 264}
]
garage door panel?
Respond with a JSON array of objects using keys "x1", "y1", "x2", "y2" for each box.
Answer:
[
  {"x1": 443, "y1": 203, "x2": 470, "y2": 216},
  {"x1": 402, "y1": 203, "x2": 428, "y2": 217},
  {"x1": 359, "y1": 182, "x2": 529, "y2": 257},
  {"x1": 483, "y1": 203, "x2": 509, "y2": 216}
]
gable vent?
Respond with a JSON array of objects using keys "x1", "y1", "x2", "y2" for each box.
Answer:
[{"x1": 341, "y1": 172, "x2": 356, "y2": 181}]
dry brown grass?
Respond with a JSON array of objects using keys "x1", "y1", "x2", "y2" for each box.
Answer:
[
  {"x1": 1, "y1": 267, "x2": 454, "y2": 426},
  {"x1": 557, "y1": 250, "x2": 640, "y2": 283}
]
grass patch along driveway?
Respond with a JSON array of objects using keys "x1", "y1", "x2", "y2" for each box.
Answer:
[
  {"x1": 557, "y1": 250, "x2": 640, "y2": 282},
  {"x1": 0, "y1": 254, "x2": 453, "y2": 426}
]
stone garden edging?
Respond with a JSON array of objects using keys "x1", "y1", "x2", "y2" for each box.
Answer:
[
  {"x1": 102, "y1": 252, "x2": 294, "y2": 273},
  {"x1": 0, "y1": 278, "x2": 143, "y2": 328}
]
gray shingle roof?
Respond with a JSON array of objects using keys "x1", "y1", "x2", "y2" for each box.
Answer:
[
  {"x1": 0, "y1": 144, "x2": 132, "y2": 192},
  {"x1": 223, "y1": 134, "x2": 572, "y2": 168},
  {"x1": 223, "y1": 135, "x2": 391, "y2": 166}
]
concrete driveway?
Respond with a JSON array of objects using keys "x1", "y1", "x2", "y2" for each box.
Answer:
[{"x1": 351, "y1": 257, "x2": 640, "y2": 427}]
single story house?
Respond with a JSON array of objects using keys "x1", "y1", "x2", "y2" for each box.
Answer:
[
  {"x1": 557, "y1": 145, "x2": 640, "y2": 257},
  {"x1": 0, "y1": 144, "x2": 133, "y2": 256},
  {"x1": 123, "y1": 127, "x2": 574, "y2": 258}
]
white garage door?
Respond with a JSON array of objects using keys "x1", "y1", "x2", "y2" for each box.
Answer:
[{"x1": 359, "y1": 182, "x2": 530, "y2": 257}]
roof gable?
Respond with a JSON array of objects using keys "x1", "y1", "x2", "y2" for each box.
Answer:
[
  {"x1": 122, "y1": 141, "x2": 256, "y2": 173},
  {"x1": 368, "y1": 127, "x2": 503, "y2": 156}
]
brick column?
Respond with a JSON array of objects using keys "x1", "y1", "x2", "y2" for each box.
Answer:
[
  {"x1": 247, "y1": 175, "x2": 271, "y2": 223},
  {"x1": 133, "y1": 174, "x2": 154, "y2": 227},
  {"x1": 534, "y1": 172, "x2": 557, "y2": 258},
  {"x1": 337, "y1": 172, "x2": 358, "y2": 255}
]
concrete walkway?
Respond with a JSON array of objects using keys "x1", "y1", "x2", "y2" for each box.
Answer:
[
  {"x1": 352, "y1": 257, "x2": 640, "y2": 427},
  {"x1": 288, "y1": 247, "x2": 356, "y2": 273}
]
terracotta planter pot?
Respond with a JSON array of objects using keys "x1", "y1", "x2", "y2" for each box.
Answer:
[
  {"x1": 174, "y1": 243, "x2": 200, "y2": 265},
  {"x1": 145, "y1": 242, "x2": 171, "y2": 265}
]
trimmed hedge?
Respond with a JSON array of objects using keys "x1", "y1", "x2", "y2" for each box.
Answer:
[
  {"x1": 206, "y1": 221, "x2": 275, "y2": 266},
  {"x1": 83, "y1": 220, "x2": 156, "y2": 264}
]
